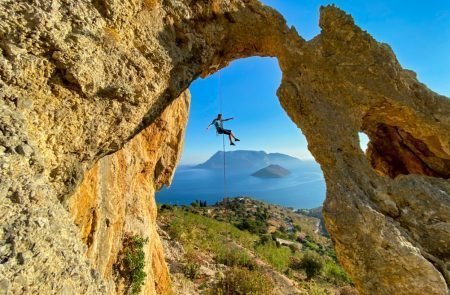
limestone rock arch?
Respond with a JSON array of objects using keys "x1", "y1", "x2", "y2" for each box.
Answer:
[{"x1": 0, "y1": 0, "x2": 449, "y2": 294}]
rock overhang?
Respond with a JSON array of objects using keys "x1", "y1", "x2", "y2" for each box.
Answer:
[{"x1": 0, "y1": 1, "x2": 449, "y2": 294}]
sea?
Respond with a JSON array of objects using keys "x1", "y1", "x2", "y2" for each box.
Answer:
[{"x1": 156, "y1": 160, "x2": 326, "y2": 209}]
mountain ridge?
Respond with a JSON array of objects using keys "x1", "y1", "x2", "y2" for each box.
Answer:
[{"x1": 195, "y1": 150, "x2": 302, "y2": 171}]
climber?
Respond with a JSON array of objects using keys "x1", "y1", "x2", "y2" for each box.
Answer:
[{"x1": 206, "y1": 114, "x2": 240, "y2": 145}]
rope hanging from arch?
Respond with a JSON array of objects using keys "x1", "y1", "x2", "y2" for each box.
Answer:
[
  {"x1": 218, "y1": 72, "x2": 227, "y2": 203},
  {"x1": 218, "y1": 73, "x2": 231, "y2": 295}
]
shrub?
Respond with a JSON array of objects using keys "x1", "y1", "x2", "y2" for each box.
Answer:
[
  {"x1": 323, "y1": 259, "x2": 353, "y2": 285},
  {"x1": 236, "y1": 219, "x2": 266, "y2": 234},
  {"x1": 289, "y1": 256, "x2": 303, "y2": 271},
  {"x1": 257, "y1": 234, "x2": 272, "y2": 246},
  {"x1": 127, "y1": 236, "x2": 148, "y2": 294},
  {"x1": 114, "y1": 235, "x2": 148, "y2": 295},
  {"x1": 288, "y1": 243, "x2": 300, "y2": 253},
  {"x1": 165, "y1": 216, "x2": 185, "y2": 241},
  {"x1": 216, "y1": 247, "x2": 252, "y2": 268},
  {"x1": 288, "y1": 233, "x2": 298, "y2": 241},
  {"x1": 298, "y1": 251, "x2": 324, "y2": 280},
  {"x1": 184, "y1": 262, "x2": 200, "y2": 279},
  {"x1": 160, "y1": 204, "x2": 173, "y2": 211},
  {"x1": 211, "y1": 267, "x2": 273, "y2": 295},
  {"x1": 306, "y1": 282, "x2": 329, "y2": 295},
  {"x1": 254, "y1": 243, "x2": 292, "y2": 271},
  {"x1": 303, "y1": 240, "x2": 319, "y2": 251},
  {"x1": 327, "y1": 249, "x2": 338, "y2": 261}
]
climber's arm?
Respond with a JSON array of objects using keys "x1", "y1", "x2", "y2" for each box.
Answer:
[{"x1": 206, "y1": 119, "x2": 216, "y2": 130}]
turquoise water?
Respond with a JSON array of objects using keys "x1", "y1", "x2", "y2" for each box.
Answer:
[{"x1": 156, "y1": 160, "x2": 326, "y2": 209}]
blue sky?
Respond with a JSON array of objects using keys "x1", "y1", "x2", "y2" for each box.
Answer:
[{"x1": 180, "y1": 1, "x2": 450, "y2": 165}]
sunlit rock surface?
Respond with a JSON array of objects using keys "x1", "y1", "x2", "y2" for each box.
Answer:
[
  {"x1": 0, "y1": 0, "x2": 449, "y2": 294},
  {"x1": 68, "y1": 92, "x2": 189, "y2": 294}
]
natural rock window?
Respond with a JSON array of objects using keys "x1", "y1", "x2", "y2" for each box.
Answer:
[
  {"x1": 363, "y1": 124, "x2": 450, "y2": 179},
  {"x1": 358, "y1": 132, "x2": 369, "y2": 154}
]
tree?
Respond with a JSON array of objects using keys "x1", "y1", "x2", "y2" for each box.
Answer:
[{"x1": 298, "y1": 251, "x2": 324, "y2": 280}]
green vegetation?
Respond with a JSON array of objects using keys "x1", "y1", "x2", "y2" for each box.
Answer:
[
  {"x1": 159, "y1": 198, "x2": 355, "y2": 293},
  {"x1": 162, "y1": 207, "x2": 255, "y2": 252},
  {"x1": 211, "y1": 267, "x2": 273, "y2": 295},
  {"x1": 216, "y1": 246, "x2": 254, "y2": 268},
  {"x1": 190, "y1": 200, "x2": 208, "y2": 207},
  {"x1": 126, "y1": 236, "x2": 148, "y2": 295},
  {"x1": 294, "y1": 251, "x2": 324, "y2": 280},
  {"x1": 236, "y1": 218, "x2": 267, "y2": 234},
  {"x1": 218, "y1": 198, "x2": 269, "y2": 234},
  {"x1": 254, "y1": 242, "x2": 294, "y2": 271},
  {"x1": 324, "y1": 259, "x2": 353, "y2": 285},
  {"x1": 184, "y1": 261, "x2": 201, "y2": 279},
  {"x1": 115, "y1": 235, "x2": 148, "y2": 295}
]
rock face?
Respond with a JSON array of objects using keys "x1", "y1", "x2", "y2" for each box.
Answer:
[
  {"x1": 68, "y1": 91, "x2": 189, "y2": 294},
  {"x1": 0, "y1": 1, "x2": 449, "y2": 295}
]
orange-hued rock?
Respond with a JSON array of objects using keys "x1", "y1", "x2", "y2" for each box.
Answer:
[
  {"x1": 1, "y1": 1, "x2": 449, "y2": 294},
  {"x1": 69, "y1": 91, "x2": 189, "y2": 294}
]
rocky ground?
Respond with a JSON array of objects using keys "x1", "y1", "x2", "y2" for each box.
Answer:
[
  {"x1": 158, "y1": 198, "x2": 359, "y2": 295},
  {"x1": 160, "y1": 226, "x2": 302, "y2": 295}
]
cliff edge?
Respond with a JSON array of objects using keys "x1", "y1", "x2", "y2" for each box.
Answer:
[{"x1": 68, "y1": 91, "x2": 189, "y2": 294}]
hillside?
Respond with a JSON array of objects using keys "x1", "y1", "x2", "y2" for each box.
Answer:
[
  {"x1": 196, "y1": 150, "x2": 302, "y2": 171},
  {"x1": 158, "y1": 198, "x2": 357, "y2": 294},
  {"x1": 297, "y1": 207, "x2": 329, "y2": 236},
  {"x1": 252, "y1": 164, "x2": 291, "y2": 178}
]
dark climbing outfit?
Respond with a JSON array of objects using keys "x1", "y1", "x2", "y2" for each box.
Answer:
[{"x1": 213, "y1": 119, "x2": 231, "y2": 135}]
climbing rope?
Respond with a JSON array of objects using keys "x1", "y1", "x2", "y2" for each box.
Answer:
[
  {"x1": 218, "y1": 72, "x2": 230, "y2": 295},
  {"x1": 218, "y1": 72, "x2": 228, "y2": 203}
]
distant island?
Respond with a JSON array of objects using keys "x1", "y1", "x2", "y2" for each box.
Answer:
[
  {"x1": 195, "y1": 150, "x2": 302, "y2": 171},
  {"x1": 251, "y1": 164, "x2": 291, "y2": 178},
  {"x1": 157, "y1": 149, "x2": 326, "y2": 209}
]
